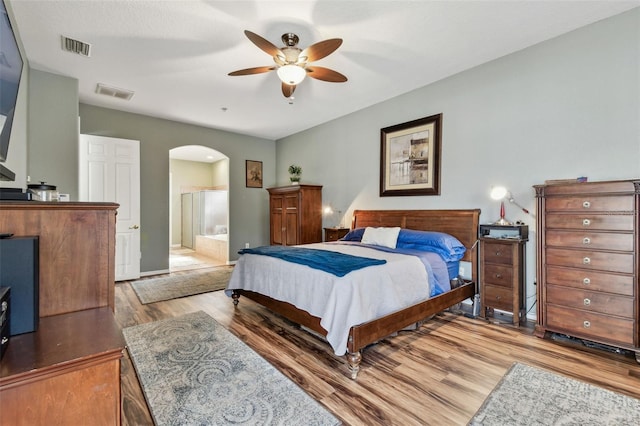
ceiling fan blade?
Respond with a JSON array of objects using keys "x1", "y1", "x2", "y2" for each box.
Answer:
[
  {"x1": 300, "y1": 39, "x2": 342, "y2": 62},
  {"x1": 244, "y1": 30, "x2": 283, "y2": 58},
  {"x1": 282, "y1": 83, "x2": 296, "y2": 98},
  {"x1": 228, "y1": 66, "x2": 275, "y2": 76},
  {"x1": 305, "y1": 66, "x2": 348, "y2": 83}
]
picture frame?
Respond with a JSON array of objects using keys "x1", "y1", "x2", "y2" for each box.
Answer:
[
  {"x1": 245, "y1": 160, "x2": 263, "y2": 188},
  {"x1": 380, "y1": 113, "x2": 442, "y2": 197}
]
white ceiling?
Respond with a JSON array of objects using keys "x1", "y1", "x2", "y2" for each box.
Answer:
[{"x1": 8, "y1": 0, "x2": 640, "y2": 144}]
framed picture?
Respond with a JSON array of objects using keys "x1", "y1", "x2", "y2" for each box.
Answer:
[
  {"x1": 380, "y1": 113, "x2": 442, "y2": 197},
  {"x1": 245, "y1": 160, "x2": 263, "y2": 188}
]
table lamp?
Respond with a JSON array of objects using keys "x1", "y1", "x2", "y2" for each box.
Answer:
[{"x1": 490, "y1": 186, "x2": 530, "y2": 225}]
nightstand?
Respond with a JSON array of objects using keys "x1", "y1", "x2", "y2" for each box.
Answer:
[
  {"x1": 479, "y1": 225, "x2": 528, "y2": 326},
  {"x1": 324, "y1": 227, "x2": 349, "y2": 242}
]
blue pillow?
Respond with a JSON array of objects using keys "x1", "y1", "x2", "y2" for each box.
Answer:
[
  {"x1": 340, "y1": 227, "x2": 466, "y2": 262},
  {"x1": 396, "y1": 229, "x2": 466, "y2": 262},
  {"x1": 340, "y1": 227, "x2": 365, "y2": 241}
]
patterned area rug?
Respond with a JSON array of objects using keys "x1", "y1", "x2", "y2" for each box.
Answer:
[
  {"x1": 123, "y1": 311, "x2": 340, "y2": 426},
  {"x1": 469, "y1": 363, "x2": 640, "y2": 425},
  {"x1": 131, "y1": 266, "x2": 233, "y2": 304}
]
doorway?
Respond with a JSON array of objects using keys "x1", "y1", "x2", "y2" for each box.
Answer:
[
  {"x1": 79, "y1": 134, "x2": 141, "y2": 281},
  {"x1": 169, "y1": 146, "x2": 229, "y2": 272}
]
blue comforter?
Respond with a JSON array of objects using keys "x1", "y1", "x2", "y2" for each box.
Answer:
[{"x1": 238, "y1": 245, "x2": 386, "y2": 277}]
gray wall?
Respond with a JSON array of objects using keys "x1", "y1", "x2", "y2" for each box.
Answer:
[
  {"x1": 28, "y1": 70, "x2": 79, "y2": 196},
  {"x1": 79, "y1": 104, "x2": 274, "y2": 273},
  {"x1": 276, "y1": 8, "x2": 640, "y2": 317}
]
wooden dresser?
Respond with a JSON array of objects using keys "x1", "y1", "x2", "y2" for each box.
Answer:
[
  {"x1": 0, "y1": 201, "x2": 124, "y2": 425},
  {"x1": 0, "y1": 308, "x2": 124, "y2": 425},
  {"x1": 324, "y1": 227, "x2": 350, "y2": 242},
  {"x1": 0, "y1": 201, "x2": 118, "y2": 316},
  {"x1": 480, "y1": 236, "x2": 527, "y2": 326},
  {"x1": 534, "y1": 179, "x2": 639, "y2": 362},
  {"x1": 267, "y1": 185, "x2": 322, "y2": 245}
]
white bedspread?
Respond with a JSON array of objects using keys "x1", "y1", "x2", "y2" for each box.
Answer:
[{"x1": 225, "y1": 243, "x2": 430, "y2": 355}]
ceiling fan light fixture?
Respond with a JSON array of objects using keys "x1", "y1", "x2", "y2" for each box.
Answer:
[{"x1": 277, "y1": 64, "x2": 306, "y2": 85}]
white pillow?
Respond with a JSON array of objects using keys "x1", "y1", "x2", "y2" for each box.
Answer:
[{"x1": 361, "y1": 226, "x2": 401, "y2": 249}]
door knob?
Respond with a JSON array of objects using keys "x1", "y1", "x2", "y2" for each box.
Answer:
[{"x1": 129, "y1": 225, "x2": 140, "y2": 230}]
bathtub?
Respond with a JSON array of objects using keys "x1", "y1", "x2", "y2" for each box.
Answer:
[{"x1": 195, "y1": 234, "x2": 228, "y2": 262}]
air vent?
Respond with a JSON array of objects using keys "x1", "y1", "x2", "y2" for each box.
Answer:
[
  {"x1": 95, "y1": 83, "x2": 134, "y2": 101},
  {"x1": 61, "y1": 35, "x2": 91, "y2": 57}
]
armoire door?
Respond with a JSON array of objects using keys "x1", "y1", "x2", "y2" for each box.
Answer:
[{"x1": 270, "y1": 194, "x2": 284, "y2": 245}]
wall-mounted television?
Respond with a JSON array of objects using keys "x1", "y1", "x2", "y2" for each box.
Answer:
[{"x1": 0, "y1": 0, "x2": 24, "y2": 164}]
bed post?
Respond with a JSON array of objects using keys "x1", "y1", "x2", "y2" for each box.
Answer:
[{"x1": 347, "y1": 351, "x2": 362, "y2": 380}]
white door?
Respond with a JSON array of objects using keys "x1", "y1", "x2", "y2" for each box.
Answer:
[{"x1": 79, "y1": 134, "x2": 141, "y2": 281}]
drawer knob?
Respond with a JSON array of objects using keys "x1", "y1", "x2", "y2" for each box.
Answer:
[
  {"x1": 583, "y1": 257, "x2": 591, "y2": 265},
  {"x1": 583, "y1": 320, "x2": 591, "y2": 328},
  {"x1": 495, "y1": 296, "x2": 501, "y2": 301},
  {"x1": 583, "y1": 298, "x2": 591, "y2": 306},
  {"x1": 582, "y1": 237, "x2": 591, "y2": 245},
  {"x1": 582, "y1": 218, "x2": 591, "y2": 226},
  {"x1": 495, "y1": 273, "x2": 502, "y2": 279},
  {"x1": 582, "y1": 201, "x2": 591, "y2": 209},
  {"x1": 583, "y1": 277, "x2": 591, "y2": 285},
  {"x1": 495, "y1": 251, "x2": 502, "y2": 256}
]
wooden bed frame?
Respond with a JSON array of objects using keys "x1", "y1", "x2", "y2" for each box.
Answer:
[{"x1": 231, "y1": 209, "x2": 481, "y2": 379}]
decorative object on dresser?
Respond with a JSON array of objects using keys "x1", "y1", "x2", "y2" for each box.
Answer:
[
  {"x1": 288, "y1": 164, "x2": 302, "y2": 184},
  {"x1": 267, "y1": 184, "x2": 322, "y2": 245},
  {"x1": 479, "y1": 224, "x2": 528, "y2": 326},
  {"x1": 534, "y1": 179, "x2": 640, "y2": 363},
  {"x1": 380, "y1": 113, "x2": 442, "y2": 197},
  {"x1": 324, "y1": 227, "x2": 349, "y2": 242}
]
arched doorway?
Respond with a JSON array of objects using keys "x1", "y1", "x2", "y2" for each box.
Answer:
[{"x1": 169, "y1": 145, "x2": 229, "y2": 271}]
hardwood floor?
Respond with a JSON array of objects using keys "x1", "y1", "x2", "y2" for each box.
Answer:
[
  {"x1": 115, "y1": 282, "x2": 640, "y2": 425},
  {"x1": 169, "y1": 247, "x2": 225, "y2": 272}
]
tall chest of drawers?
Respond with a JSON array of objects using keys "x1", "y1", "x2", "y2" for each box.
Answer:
[{"x1": 534, "y1": 179, "x2": 639, "y2": 362}]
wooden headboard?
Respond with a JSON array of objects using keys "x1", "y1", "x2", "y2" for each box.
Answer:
[{"x1": 351, "y1": 209, "x2": 481, "y2": 281}]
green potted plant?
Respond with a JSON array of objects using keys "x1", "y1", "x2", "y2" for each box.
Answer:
[{"x1": 288, "y1": 164, "x2": 302, "y2": 184}]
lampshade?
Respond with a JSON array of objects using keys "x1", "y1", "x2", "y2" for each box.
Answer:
[
  {"x1": 490, "y1": 186, "x2": 508, "y2": 200},
  {"x1": 277, "y1": 65, "x2": 306, "y2": 85},
  {"x1": 489, "y1": 185, "x2": 531, "y2": 222}
]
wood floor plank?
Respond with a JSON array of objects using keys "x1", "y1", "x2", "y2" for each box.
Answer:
[{"x1": 115, "y1": 280, "x2": 640, "y2": 426}]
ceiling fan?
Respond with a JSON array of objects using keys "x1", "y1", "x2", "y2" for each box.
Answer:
[{"x1": 228, "y1": 30, "x2": 347, "y2": 98}]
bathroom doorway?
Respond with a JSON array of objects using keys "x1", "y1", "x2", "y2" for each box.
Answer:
[{"x1": 169, "y1": 146, "x2": 229, "y2": 272}]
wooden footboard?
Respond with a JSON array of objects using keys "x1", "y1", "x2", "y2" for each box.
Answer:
[
  {"x1": 347, "y1": 281, "x2": 475, "y2": 353},
  {"x1": 232, "y1": 280, "x2": 475, "y2": 379}
]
